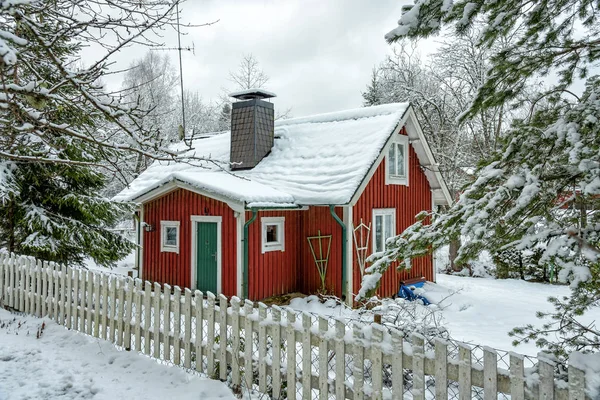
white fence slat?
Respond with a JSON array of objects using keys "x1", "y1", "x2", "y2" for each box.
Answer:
[
  {"x1": 47, "y1": 265, "x2": 54, "y2": 318},
  {"x1": 218, "y1": 294, "x2": 228, "y2": 380},
  {"x1": 19, "y1": 257, "x2": 25, "y2": 312},
  {"x1": 286, "y1": 310, "x2": 297, "y2": 400},
  {"x1": 335, "y1": 320, "x2": 346, "y2": 400},
  {"x1": 153, "y1": 282, "x2": 161, "y2": 359},
  {"x1": 35, "y1": 261, "x2": 42, "y2": 317},
  {"x1": 93, "y1": 274, "x2": 101, "y2": 338},
  {"x1": 231, "y1": 297, "x2": 242, "y2": 388},
  {"x1": 271, "y1": 305, "x2": 282, "y2": 399},
  {"x1": 78, "y1": 269, "x2": 85, "y2": 330},
  {"x1": 173, "y1": 287, "x2": 182, "y2": 364},
  {"x1": 0, "y1": 254, "x2": 4, "y2": 303},
  {"x1": 258, "y1": 303, "x2": 268, "y2": 393},
  {"x1": 509, "y1": 352, "x2": 525, "y2": 400},
  {"x1": 143, "y1": 282, "x2": 152, "y2": 355},
  {"x1": 53, "y1": 265, "x2": 59, "y2": 321},
  {"x1": 124, "y1": 278, "x2": 134, "y2": 351},
  {"x1": 412, "y1": 334, "x2": 425, "y2": 400},
  {"x1": 117, "y1": 278, "x2": 126, "y2": 347},
  {"x1": 71, "y1": 268, "x2": 79, "y2": 329},
  {"x1": 86, "y1": 270, "x2": 93, "y2": 334},
  {"x1": 101, "y1": 274, "x2": 109, "y2": 340},
  {"x1": 435, "y1": 339, "x2": 448, "y2": 399},
  {"x1": 568, "y1": 364, "x2": 586, "y2": 400},
  {"x1": 183, "y1": 288, "x2": 192, "y2": 368},
  {"x1": 8, "y1": 255, "x2": 15, "y2": 308},
  {"x1": 108, "y1": 276, "x2": 117, "y2": 342},
  {"x1": 353, "y1": 325, "x2": 365, "y2": 400},
  {"x1": 244, "y1": 301, "x2": 254, "y2": 390},
  {"x1": 301, "y1": 312, "x2": 312, "y2": 400},
  {"x1": 59, "y1": 265, "x2": 66, "y2": 324},
  {"x1": 371, "y1": 325, "x2": 384, "y2": 400},
  {"x1": 195, "y1": 291, "x2": 204, "y2": 373},
  {"x1": 32, "y1": 262, "x2": 40, "y2": 317},
  {"x1": 538, "y1": 353, "x2": 554, "y2": 400},
  {"x1": 391, "y1": 329, "x2": 403, "y2": 400},
  {"x1": 23, "y1": 259, "x2": 30, "y2": 314},
  {"x1": 458, "y1": 343, "x2": 472, "y2": 400},
  {"x1": 134, "y1": 280, "x2": 143, "y2": 352},
  {"x1": 163, "y1": 284, "x2": 171, "y2": 361},
  {"x1": 318, "y1": 317, "x2": 329, "y2": 400},
  {"x1": 206, "y1": 293, "x2": 216, "y2": 378},
  {"x1": 483, "y1": 347, "x2": 498, "y2": 400}
]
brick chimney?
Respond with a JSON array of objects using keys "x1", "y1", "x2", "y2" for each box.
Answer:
[{"x1": 229, "y1": 89, "x2": 276, "y2": 170}]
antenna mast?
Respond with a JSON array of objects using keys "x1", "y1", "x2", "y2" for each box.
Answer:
[{"x1": 175, "y1": 1, "x2": 186, "y2": 136}]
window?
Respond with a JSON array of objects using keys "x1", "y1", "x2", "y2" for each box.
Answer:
[
  {"x1": 386, "y1": 135, "x2": 409, "y2": 185},
  {"x1": 160, "y1": 221, "x2": 180, "y2": 253},
  {"x1": 261, "y1": 217, "x2": 285, "y2": 253},
  {"x1": 372, "y1": 209, "x2": 396, "y2": 253}
]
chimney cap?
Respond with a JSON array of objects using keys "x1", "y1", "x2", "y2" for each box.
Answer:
[{"x1": 229, "y1": 88, "x2": 276, "y2": 101}]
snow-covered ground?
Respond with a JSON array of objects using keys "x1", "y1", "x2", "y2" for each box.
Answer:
[
  {"x1": 289, "y1": 274, "x2": 600, "y2": 358},
  {"x1": 85, "y1": 251, "x2": 138, "y2": 278},
  {"x1": 0, "y1": 309, "x2": 239, "y2": 400}
]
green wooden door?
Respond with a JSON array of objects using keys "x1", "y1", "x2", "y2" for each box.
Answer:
[{"x1": 196, "y1": 222, "x2": 218, "y2": 293}]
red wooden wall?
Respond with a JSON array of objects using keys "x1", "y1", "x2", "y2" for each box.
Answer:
[
  {"x1": 352, "y1": 127, "x2": 433, "y2": 298},
  {"x1": 143, "y1": 189, "x2": 238, "y2": 296}
]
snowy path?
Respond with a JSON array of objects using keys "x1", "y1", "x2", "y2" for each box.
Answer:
[{"x1": 0, "y1": 309, "x2": 237, "y2": 400}]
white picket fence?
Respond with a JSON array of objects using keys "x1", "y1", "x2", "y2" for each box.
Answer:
[{"x1": 0, "y1": 253, "x2": 589, "y2": 400}]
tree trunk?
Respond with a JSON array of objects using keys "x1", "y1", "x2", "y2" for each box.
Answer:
[{"x1": 449, "y1": 239, "x2": 461, "y2": 272}]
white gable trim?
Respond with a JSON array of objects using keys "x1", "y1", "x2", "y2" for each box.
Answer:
[
  {"x1": 131, "y1": 179, "x2": 245, "y2": 213},
  {"x1": 349, "y1": 106, "x2": 452, "y2": 207}
]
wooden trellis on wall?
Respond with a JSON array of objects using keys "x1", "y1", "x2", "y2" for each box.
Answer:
[
  {"x1": 352, "y1": 219, "x2": 371, "y2": 278},
  {"x1": 306, "y1": 230, "x2": 332, "y2": 293}
]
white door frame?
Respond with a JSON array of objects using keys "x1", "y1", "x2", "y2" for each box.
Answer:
[{"x1": 190, "y1": 215, "x2": 222, "y2": 294}]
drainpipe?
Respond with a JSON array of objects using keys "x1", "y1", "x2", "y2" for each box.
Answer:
[
  {"x1": 243, "y1": 209, "x2": 258, "y2": 299},
  {"x1": 329, "y1": 205, "x2": 347, "y2": 300}
]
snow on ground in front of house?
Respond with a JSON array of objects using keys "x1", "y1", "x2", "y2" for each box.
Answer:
[
  {"x1": 85, "y1": 251, "x2": 138, "y2": 278},
  {"x1": 0, "y1": 309, "x2": 240, "y2": 400},
  {"x1": 289, "y1": 274, "x2": 600, "y2": 358}
]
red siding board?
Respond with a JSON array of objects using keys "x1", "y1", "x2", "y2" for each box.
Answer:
[
  {"x1": 352, "y1": 127, "x2": 433, "y2": 298},
  {"x1": 142, "y1": 189, "x2": 237, "y2": 296}
]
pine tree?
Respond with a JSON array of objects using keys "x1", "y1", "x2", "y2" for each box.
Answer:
[
  {"x1": 0, "y1": 1, "x2": 213, "y2": 266},
  {"x1": 359, "y1": 0, "x2": 600, "y2": 361}
]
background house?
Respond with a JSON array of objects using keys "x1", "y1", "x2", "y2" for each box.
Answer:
[{"x1": 115, "y1": 90, "x2": 452, "y2": 302}]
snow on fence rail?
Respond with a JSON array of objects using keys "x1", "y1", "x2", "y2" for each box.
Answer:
[{"x1": 0, "y1": 254, "x2": 589, "y2": 400}]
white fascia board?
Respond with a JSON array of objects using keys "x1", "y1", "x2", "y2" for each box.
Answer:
[{"x1": 131, "y1": 179, "x2": 245, "y2": 213}]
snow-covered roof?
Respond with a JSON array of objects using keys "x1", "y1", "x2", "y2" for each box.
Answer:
[{"x1": 115, "y1": 102, "x2": 450, "y2": 207}]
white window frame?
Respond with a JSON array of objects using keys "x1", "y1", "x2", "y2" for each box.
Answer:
[
  {"x1": 385, "y1": 134, "x2": 409, "y2": 186},
  {"x1": 160, "y1": 220, "x2": 180, "y2": 253},
  {"x1": 372, "y1": 208, "x2": 396, "y2": 253},
  {"x1": 261, "y1": 217, "x2": 285, "y2": 253}
]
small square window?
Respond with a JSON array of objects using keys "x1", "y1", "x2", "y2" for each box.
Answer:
[
  {"x1": 161, "y1": 221, "x2": 180, "y2": 253},
  {"x1": 261, "y1": 217, "x2": 285, "y2": 253}
]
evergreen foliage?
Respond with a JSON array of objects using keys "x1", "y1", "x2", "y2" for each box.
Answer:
[{"x1": 360, "y1": 0, "x2": 600, "y2": 360}]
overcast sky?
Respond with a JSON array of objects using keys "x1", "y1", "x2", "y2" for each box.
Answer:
[{"x1": 101, "y1": 0, "x2": 424, "y2": 118}]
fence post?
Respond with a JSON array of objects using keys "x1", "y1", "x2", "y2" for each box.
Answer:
[
  {"x1": 371, "y1": 324, "x2": 384, "y2": 400},
  {"x1": 271, "y1": 305, "x2": 282, "y2": 399},
  {"x1": 483, "y1": 347, "x2": 498, "y2": 400},
  {"x1": 183, "y1": 288, "x2": 192, "y2": 368},
  {"x1": 231, "y1": 297, "x2": 242, "y2": 389},
  {"x1": 101, "y1": 274, "x2": 109, "y2": 340},
  {"x1": 85, "y1": 270, "x2": 93, "y2": 334},
  {"x1": 353, "y1": 325, "x2": 365, "y2": 400},
  {"x1": 286, "y1": 310, "x2": 297, "y2": 400},
  {"x1": 47, "y1": 263, "x2": 54, "y2": 318},
  {"x1": 59, "y1": 265, "x2": 66, "y2": 325},
  {"x1": 435, "y1": 339, "x2": 448, "y2": 399},
  {"x1": 335, "y1": 319, "x2": 346, "y2": 400},
  {"x1": 318, "y1": 316, "x2": 329, "y2": 400},
  {"x1": 30, "y1": 260, "x2": 38, "y2": 317},
  {"x1": 458, "y1": 343, "x2": 472, "y2": 400},
  {"x1": 391, "y1": 329, "x2": 403, "y2": 400},
  {"x1": 567, "y1": 362, "x2": 586, "y2": 400},
  {"x1": 258, "y1": 302, "x2": 268, "y2": 393},
  {"x1": 244, "y1": 300, "x2": 254, "y2": 390},
  {"x1": 35, "y1": 260, "x2": 42, "y2": 317},
  {"x1": 195, "y1": 291, "x2": 204, "y2": 373},
  {"x1": 23, "y1": 258, "x2": 30, "y2": 314},
  {"x1": 133, "y1": 279, "x2": 143, "y2": 349},
  {"x1": 152, "y1": 283, "x2": 161, "y2": 358},
  {"x1": 162, "y1": 284, "x2": 171, "y2": 361},
  {"x1": 109, "y1": 276, "x2": 117, "y2": 341},
  {"x1": 19, "y1": 256, "x2": 25, "y2": 312},
  {"x1": 218, "y1": 294, "x2": 228, "y2": 380},
  {"x1": 116, "y1": 277, "x2": 126, "y2": 347},
  {"x1": 143, "y1": 281, "x2": 152, "y2": 355},
  {"x1": 412, "y1": 334, "x2": 426, "y2": 400},
  {"x1": 538, "y1": 353, "x2": 555, "y2": 400},
  {"x1": 301, "y1": 313, "x2": 312, "y2": 399},
  {"x1": 509, "y1": 352, "x2": 525, "y2": 400},
  {"x1": 93, "y1": 272, "x2": 101, "y2": 338},
  {"x1": 52, "y1": 264, "x2": 60, "y2": 321},
  {"x1": 173, "y1": 286, "x2": 182, "y2": 364},
  {"x1": 78, "y1": 269, "x2": 85, "y2": 330},
  {"x1": 206, "y1": 292, "x2": 216, "y2": 378},
  {"x1": 123, "y1": 278, "x2": 134, "y2": 351}
]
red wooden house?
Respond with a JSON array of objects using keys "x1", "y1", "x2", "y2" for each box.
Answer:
[{"x1": 115, "y1": 90, "x2": 452, "y2": 302}]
